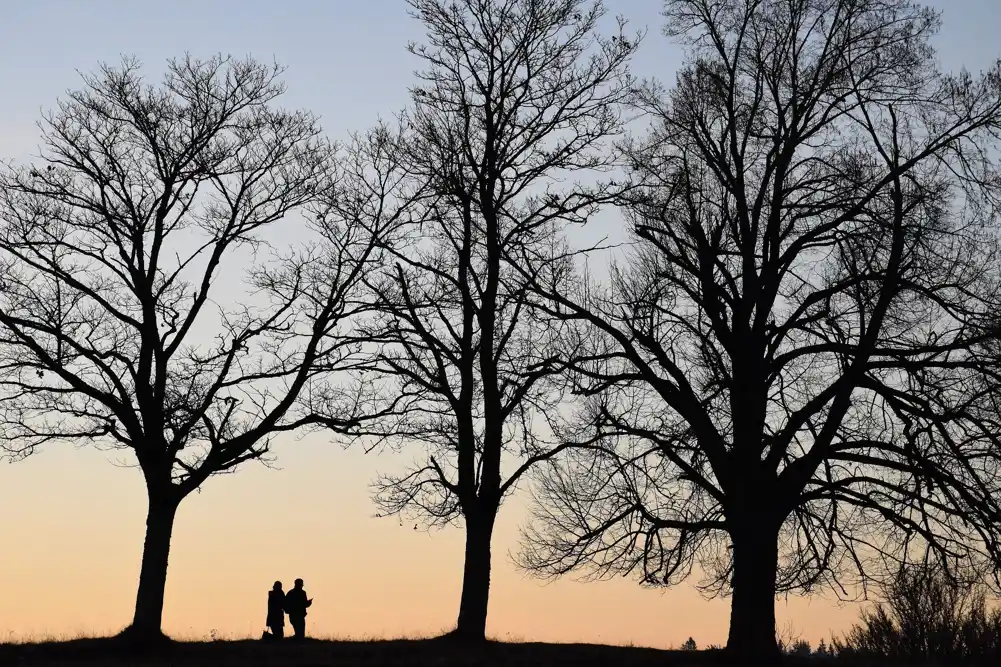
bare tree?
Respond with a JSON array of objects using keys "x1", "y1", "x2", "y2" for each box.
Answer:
[
  {"x1": 0, "y1": 55, "x2": 382, "y2": 640},
  {"x1": 516, "y1": 0, "x2": 1001, "y2": 658},
  {"x1": 310, "y1": 0, "x2": 636, "y2": 641}
]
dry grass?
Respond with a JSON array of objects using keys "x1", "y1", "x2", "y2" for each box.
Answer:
[
  {"x1": 0, "y1": 635, "x2": 719, "y2": 667},
  {"x1": 1, "y1": 634, "x2": 993, "y2": 667}
]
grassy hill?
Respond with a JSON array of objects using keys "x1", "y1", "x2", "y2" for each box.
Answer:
[
  {"x1": 0, "y1": 636, "x2": 701, "y2": 667},
  {"x1": 0, "y1": 635, "x2": 976, "y2": 667}
]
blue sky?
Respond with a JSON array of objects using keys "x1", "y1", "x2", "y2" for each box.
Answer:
[
  {"x1": 0, "y1": 0, "x2": 669, "y2": 156},
  {"x1": 1, "y1": 0, "x2": 996, "y2": 157}
]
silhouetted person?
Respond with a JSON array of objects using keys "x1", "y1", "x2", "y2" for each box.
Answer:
[
  {"x1": 284, "y1": 578, "x2": 312, "y2": 640},
  {"x1": 266, "y1": 581, "x2": 286, "y2": 640}
]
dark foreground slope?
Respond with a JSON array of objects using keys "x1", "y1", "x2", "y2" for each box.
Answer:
[
  {"x1": 3, "y1": 637, "x2": 675, "y2": 667},
  {"x1": 0, "y1": 636, "x2": 982, "y2": 667}
]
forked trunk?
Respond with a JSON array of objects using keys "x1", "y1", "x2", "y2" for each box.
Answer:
[
  {"x1": 453, "y1": 508, "x2": 497, "y2": 641},
  {"x1": 123, "y1": 495, "x2": 178, "y2": 641},
  {"x1": 726, "y1": 522, "x2": 781, "y2": 659}
]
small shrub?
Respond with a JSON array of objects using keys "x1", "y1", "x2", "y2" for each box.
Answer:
[
  {"x1": 788, "y1": 639, "x2": 811, "y2": 656},
  {"x1": 815, "y1": 638, "x2": 835, "y2": 658},
  {"x1": 680, "y1": 637, "x2": 697, "y2": 651},
  {"x1": 834, "y1": 560, "x2": 1001, "y2": 661}
]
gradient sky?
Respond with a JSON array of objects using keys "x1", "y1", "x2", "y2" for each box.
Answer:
[{"x1": 1, "y1": 0, "x2": 999, "y2": 650}]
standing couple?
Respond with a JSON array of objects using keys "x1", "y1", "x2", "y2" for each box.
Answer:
[{"x1": 265, "y1": 578, "x2": 313, "y2": 640}]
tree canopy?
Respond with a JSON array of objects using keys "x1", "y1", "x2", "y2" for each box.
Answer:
[{"x1": 516, "y1": 0, "x2": 1001, "y2": 658}]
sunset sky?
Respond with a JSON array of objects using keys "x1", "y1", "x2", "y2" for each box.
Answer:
[{"x1": 1, "y1": 0, "x2": 999, "y2": 650}]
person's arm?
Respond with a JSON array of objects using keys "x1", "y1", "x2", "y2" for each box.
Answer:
[{"x1": 305, "y1": 597, "x2": 312, "y2": 608}]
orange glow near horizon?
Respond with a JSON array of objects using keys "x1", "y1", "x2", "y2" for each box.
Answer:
[{"x1": 1, "y1": 433, "x2": 862, "y2": 648}]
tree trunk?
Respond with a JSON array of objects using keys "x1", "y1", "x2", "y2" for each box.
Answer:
[
  {"x1": 452, "y1": 508, "x2": 497, "y2": 641},
  {"x1": 123, "y1": 496, "x2": 178, "y2": 641},
  {"x1": 726, "y1": 523, "x2": 781, "y2": 659}
]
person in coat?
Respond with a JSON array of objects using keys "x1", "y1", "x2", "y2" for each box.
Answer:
[
  {"x1": 283, "y1": 578, "x2": 313, "y2": 640},
  {"x1": 266, "y1": 581, "x2": 286, "y2": 639}
]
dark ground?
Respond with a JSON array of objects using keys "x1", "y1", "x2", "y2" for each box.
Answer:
[{"x1": 0, "y1": 636, "x2": 986, "y2": 667}]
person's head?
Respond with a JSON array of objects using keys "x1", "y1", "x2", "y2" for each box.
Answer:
[
  {"x1": 272, "y1": 581, "x2": 283, "y2": 591},
  {"x1": 294, "y1": 578, "x2": 304, "y2": 589}
]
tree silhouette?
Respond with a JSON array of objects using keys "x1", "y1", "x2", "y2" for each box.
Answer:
[
  {"x1": 517, "y1": 0, "x2": 1001, "y2": 659},
  {"x1": 0, "y1": 55, "x2": 381, "y2": 639},
  {"x1": 835, "y1": 555, "x2": 1001, "y2": 660},
  {"x1": 310, "y1": 0, "x2": 637, "y2": 640}
]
